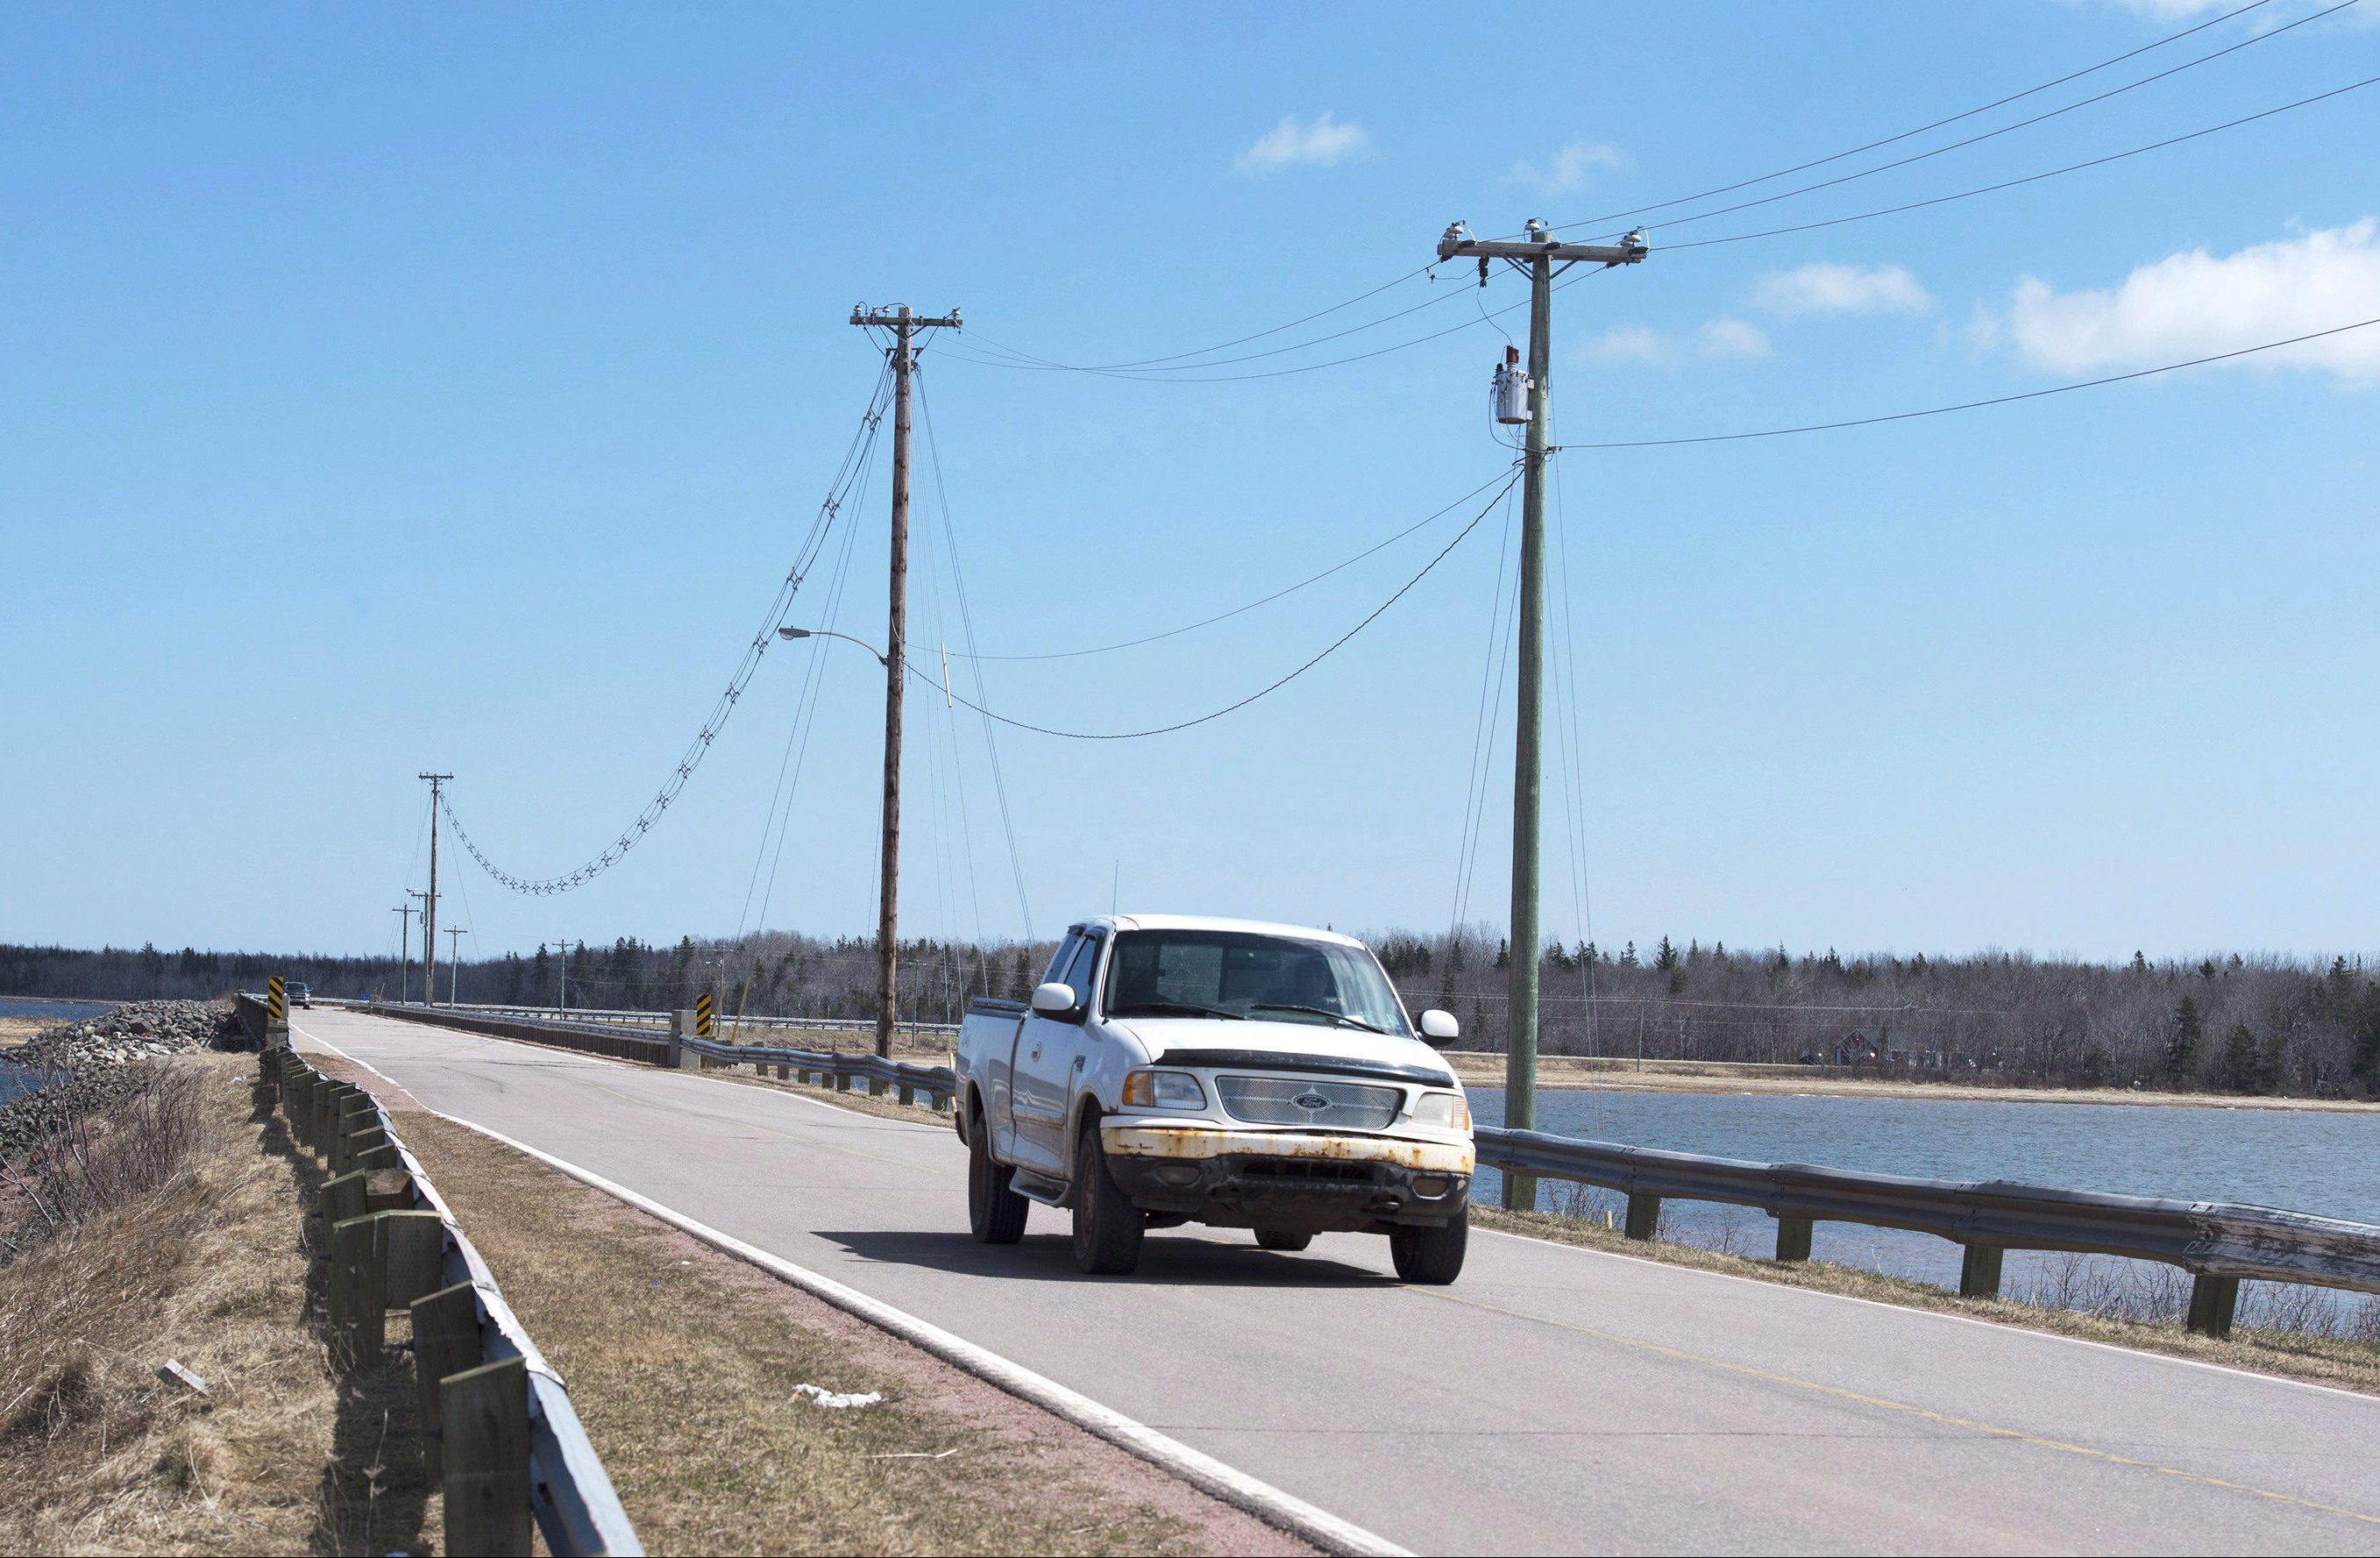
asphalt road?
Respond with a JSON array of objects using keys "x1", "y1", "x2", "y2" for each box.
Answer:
[{"x1": 295, "y1": 1007, "x2": 2380, "y2": 1556}]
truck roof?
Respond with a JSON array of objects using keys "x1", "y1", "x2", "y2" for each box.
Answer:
[{"x1": 1083, "y1": 914, "x2": 1367, "y2": 950}]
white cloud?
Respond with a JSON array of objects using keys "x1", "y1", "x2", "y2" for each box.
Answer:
[
  {"x1": 1504, "y1": 140, "x2": 1626, "y2": 196},
  {"x1": 1585, "y1": 326, "x2": 1678, "y2": 365},
  {"x1": 1997, "y1": 220, "x2": 2380, "y2": 388},
  {"x1": 1700, "y1": 317, "x2": 1772, "y2": 359},
  {"x1": 1754, "y1": 262, "x2": 1934, "y2": 317},
  {"x1": 1584, "y1": 319, "x2": 1772, "y2": 366},
  {"x1": 1234, "y1": 112, "x2": 1370, "y2": 174}
]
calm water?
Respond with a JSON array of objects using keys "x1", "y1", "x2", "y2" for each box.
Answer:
[
  {"x1": 1469, "y1": 1085, "x2": 2380, "y2": 1308},
  {"x1": 0, "y1": 995, "x2": 115, "y2": 1022}
]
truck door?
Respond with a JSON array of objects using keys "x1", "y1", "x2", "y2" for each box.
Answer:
[
  {"x1": 987, "y1": 930, "x2": 1077, "y2": 1162},
  {"x1": 1008, "y1": 930, "x2": 1103, "y2": 1174}
]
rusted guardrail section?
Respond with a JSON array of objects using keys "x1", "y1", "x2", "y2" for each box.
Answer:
[
  {"x1": 1474, "y1": 1127, "x2": 2380, "y2": 1338},
  {"x1": 673, "y1": 1033, "x2": 958, "y2": 1109},
  {"x1": 261, "y1": 1047, "x2": 642, "y2": 1555}
]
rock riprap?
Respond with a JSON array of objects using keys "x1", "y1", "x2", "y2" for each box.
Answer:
[{"x1": 0, "y1": 999, "x2": 241, "y2": 1160}]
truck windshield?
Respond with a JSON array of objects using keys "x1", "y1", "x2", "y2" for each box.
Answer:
[{"x1": 1102, "y1": 930, "x2": 1411, "y2": 1036}]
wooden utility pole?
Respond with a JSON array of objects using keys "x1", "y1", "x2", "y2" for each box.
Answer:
[
  {"x1": 850, "y1": 305, "x2": 962, "y2": 1058},
  {"x1": 1433, "y1": 221, "x2": 1645, "y2": 1211},
  {"x1": 406, "y1": 891, "x2": 430, "y2": 1004},
  {"x1": 419, "y1": 773, "x2": 452, "y2": 1007}
]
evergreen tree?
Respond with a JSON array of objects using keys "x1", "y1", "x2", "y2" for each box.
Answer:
[
  {"x1": 2216, "y1": 1022, "x2": 2263, "y2": 1092},
  {"x1": 2164, "y1": 995, "x2": 2202, "y2": 1077},
  {"x1": 1654, "y1": 936, "x2": 1679, "y2": 971},
  {"x1": 1620, "y1": 942, "x2": 1638, "y2": 968},
  {"x1": 1495, "y1": 938, "x2": 1510, "y2": 971}
]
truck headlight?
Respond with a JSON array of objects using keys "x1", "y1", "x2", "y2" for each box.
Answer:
[
  {"x1": 1122, "y1": 1070, "x2": 1206, "y2": 1110},
  {"x1": 1412, "y1": 1092, "x2": 1470, "y2": 1130}
]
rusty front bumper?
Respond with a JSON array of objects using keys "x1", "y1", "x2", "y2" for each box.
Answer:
[{"x1": 1100, "y1": 1125, "x2": 1474, "y2": 1232}]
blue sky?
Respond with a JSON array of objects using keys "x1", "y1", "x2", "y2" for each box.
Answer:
[{"x1": 4, "y1": 0, "x2": 2375, "y2": 965}]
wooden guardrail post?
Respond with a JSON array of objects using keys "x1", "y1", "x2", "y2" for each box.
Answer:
[
  {"x1": 380, "y1": 1209, "x2": 447, "y2": 1310},
  {"x1": 350, "y1": 1142, "x2": 401, "y2": 1175},
  {"x1": 1623, "y1": 1192, "x2": 1662, "y2": 1241},
  {"x1": 1959, "y1": 1246, "x2": 2005, "y2": 1298},
  {"x1": 442, "y1": 1355, "x2": 533, "y2": 1557},
  {"x1": 329, "y1": 1213, "x2": 387, "y2": 1370},
  {"x1": 1773, "y1": 1217, "x2": 1813, "y2": 1263},
  {"x1": 410, "y1": 1283, "x2": 482, "y2": 1486},
  {"x1": 2187, "y1": 1274, "x2": 2240, "y2": 1337}
]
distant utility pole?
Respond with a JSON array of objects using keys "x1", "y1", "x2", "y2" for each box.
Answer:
[
  {"x1": 850, "y1": 303, "x2": 962, "y2": 1058},
  {"x1": 1434, "y1": 219, "x2": 1646, "y2": 1211},
  {"x1": 444, "y1": 925, "x2": 467, "y2": 1005},
  {"x1": 549, "y1": 939, "x2": 572, "y2": 1009},
  {"x1": 392, "y1": 902, "x2": 419, "y2": 1003},
  {"x1": 419, "y1": 772, "x2": 452, "y2": 1007},
  {"x1": 405, "y1": 892, "x2": 430, "y2": 1004}
]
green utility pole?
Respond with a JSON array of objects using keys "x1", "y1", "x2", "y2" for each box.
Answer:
[
  {"x1": 850, "y1": 304, "x2": 963, "y2": 1059},
  {"x1": 1435, "y1": 219, "x2": 1646, "y2": 1210}
]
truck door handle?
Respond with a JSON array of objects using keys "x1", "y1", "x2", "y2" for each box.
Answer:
[{"x1": 1029, "y1": 1045, "x2": 1042, "y2": 1061}]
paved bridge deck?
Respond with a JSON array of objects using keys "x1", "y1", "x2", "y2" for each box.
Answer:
[{"x1": 295, "y1": 1006, "x2": 2380, "y2": 1555}]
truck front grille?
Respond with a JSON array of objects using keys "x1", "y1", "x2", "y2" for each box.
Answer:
[{"x1": 1215, "y1": 1075, "x2": 1401, "y2": 1131}]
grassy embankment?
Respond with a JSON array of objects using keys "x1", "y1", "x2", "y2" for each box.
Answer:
[{"x1": 2, "y1": 1049, "x2": 1304, "y2": 1555}]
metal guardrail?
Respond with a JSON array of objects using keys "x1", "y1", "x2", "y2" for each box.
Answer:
[
  {"x1": 266, "y1": 1044, "x2": 642, "y2": 1554},
  {"x1": 676, "y1": 1034, "x2": 959, "y2": 1109},
  {"x1": 1474, "y1": 1127, "x2": 2380, "y2": 1337},
  {"x1": 436, "y1": 1002, "x2": 962, "y2": 1040}
]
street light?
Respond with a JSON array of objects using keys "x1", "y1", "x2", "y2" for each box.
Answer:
[{"x1": 778, "y1": 626, "x2": 888, "y2": 665}]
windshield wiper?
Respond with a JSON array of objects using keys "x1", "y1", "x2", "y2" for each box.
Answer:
[
  {"x1": 1251, "y1": 1003, "x2": 1386, "y2": 1034},
  {"x1": 1110, "y1": 1001, "x2": 1244, "y2": 1021}
]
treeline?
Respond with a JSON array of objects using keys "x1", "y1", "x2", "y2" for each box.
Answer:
[
  {"x1": 10, "y1": 930, "x2": 2378, "y2": 1097},
  {"x1": 1375, "y1": 929, "x2": 2380, "y2": 1099}
]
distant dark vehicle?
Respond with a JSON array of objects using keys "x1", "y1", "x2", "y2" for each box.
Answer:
[{"x1": 286, "y1": 982, "x2": 312, "y2": 1008}]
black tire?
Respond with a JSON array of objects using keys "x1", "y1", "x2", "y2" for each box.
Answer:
[
  {"x1": 1070, "y1": 1117, "x2": 1145, "y2": 1275},
  {"x1": 968, "y1": 1110, "x2": 1029, "y2": 1245},
  {"x1": 1254, "y1": 1229, "x2": 1313, "y2": 1252},
  {"x1": 1389, "y1": 1209, "x2": 1467, "y2": 1284}
]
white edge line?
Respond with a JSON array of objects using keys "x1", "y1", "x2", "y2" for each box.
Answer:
[
  {"x1": 1469, "y1": 1222, "x2": 2380, "y2": 1407},
  {"x1": 301, "y1": 1015, "x2": 2380, "y2": 1410},
  {"x1": 303, "y1": 1020, "x2": 1384, "y2": 1547},
  {"x1": 385, "y1": 1099, "x2": 1410, "y2": 1557}
]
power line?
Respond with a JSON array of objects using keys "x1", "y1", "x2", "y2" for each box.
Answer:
[
  {"x1": 1574, "y1": 0, "x2": 2357, "y2": 245},
  {"x1": 1559, "y1": 315, "x2": 2380, "y2": 450},
  {"x1": 1543, "y1": 0, "x2": 2284, "y2": 234},
  {"x1": 444, "y1": 362, "x2": 895, "y2": 895},
  {"x1": 1664, "y1": 73, "x2": 2380, "y2": 253},
  {"x1": 952, "y1": 466, "x2": 1522, "y2": 662},
  {"x1": 894, "y1": 466, "x2": 1524, "y2": 741}
]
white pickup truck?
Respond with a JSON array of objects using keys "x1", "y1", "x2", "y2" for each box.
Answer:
[{"x1": 953, "y1": 914, "x2": 1475, "y2": 1283}]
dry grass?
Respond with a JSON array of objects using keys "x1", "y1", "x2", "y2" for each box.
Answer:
[
  {"x1": 0, "y1": 1016, "x2": 50, "y2": 1050},
  {"x1": 1473, "y1": 1202, "x2": 2380, "y2": 1395},
  {"x1": 388, "y1": 1109, "x2": 1305, "y2": 1557},
  {"x1": 0, "y1": 1054, "x2": 430, "y2": 1554}
]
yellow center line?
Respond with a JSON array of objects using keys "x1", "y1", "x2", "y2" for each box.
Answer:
[
  {"x1": 1411, "y1": 1286, "x2": 2380, "y2": 1529},
  {"x1": 586, "y1": 1082, "x2": 957, "y2": 1179}
]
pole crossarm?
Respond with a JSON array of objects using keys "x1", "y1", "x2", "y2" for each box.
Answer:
[
  {"x1": 1437, "y1": 222, "x2": 1649, "y2": 267},
  {"x1": 852, "y1": 307, "x2": 963, "y2": 331}
]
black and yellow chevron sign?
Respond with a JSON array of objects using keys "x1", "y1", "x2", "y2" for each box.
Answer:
[
  {"x1": 266, "y1": 976, "x2": 287, "y2": 1022},
  {"x1": 694, "y1": 992, "x2": 715, "y2": 1038}
]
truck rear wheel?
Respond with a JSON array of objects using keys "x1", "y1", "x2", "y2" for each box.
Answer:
[
  {"x1": 1389, "y1": 1209, "x2": 1467, "y2": 1284},
  {"x1": 968, "y1": 1110, "x2": 1029, "y2": 1245},
  {"x1": 1255, "y1": 1229, "x2": 1313, "y2": 1252},
  {"x1": 1070, "y1": 1117, "x2": 1144, "y2": 1276}
]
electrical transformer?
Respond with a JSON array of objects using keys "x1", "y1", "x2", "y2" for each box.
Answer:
[{"x1": 1491, "y1": 344, "x2": 1531, "y2": 424}]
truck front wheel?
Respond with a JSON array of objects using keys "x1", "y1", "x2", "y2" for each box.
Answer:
[
  {"x1": 1070, "y1": 1117, "x2": 1145, "y2": 1276},
  {"x1": 1389, "y1": 1209, "x2": 1467, "y2": 1284},
  {"x1": 968, "y1": 1110, "x2": 1029, "y2": 1245}
]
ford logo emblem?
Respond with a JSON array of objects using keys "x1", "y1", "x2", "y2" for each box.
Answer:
[{"x1": 1291, "y1": 1092, "x2": 1331, "y2": 1112}]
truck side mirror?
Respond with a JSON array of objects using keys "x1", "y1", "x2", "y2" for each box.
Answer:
[
  {"x1": 1032, "y1": 982, "x2": 1078, "y2": 1017},
  {"x1": 1418, "y1": 1008, "x2": 1460, "y2": 1045}
]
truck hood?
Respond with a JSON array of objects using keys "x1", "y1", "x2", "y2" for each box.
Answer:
[{"x1": 1108, "y1": 1016, "x2": 1460, "y2": 1088}]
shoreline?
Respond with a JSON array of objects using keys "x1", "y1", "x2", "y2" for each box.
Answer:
[{"x1": 1441, "y1": 1055, "x2": 2380, "y2": 1113}]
